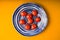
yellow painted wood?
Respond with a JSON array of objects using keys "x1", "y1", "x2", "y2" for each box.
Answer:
[{"x1": 0, "y1": 0, "x2": 60, "y2": 40}]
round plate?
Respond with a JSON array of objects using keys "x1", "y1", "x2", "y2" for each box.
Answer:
[{"x1": 13, "y1": 3, "x2": 48, "y2": 36}]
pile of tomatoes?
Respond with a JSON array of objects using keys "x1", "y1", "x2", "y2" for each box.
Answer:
[{"x1": 19, "y1": 10, "x2": 41, "y2": 30}]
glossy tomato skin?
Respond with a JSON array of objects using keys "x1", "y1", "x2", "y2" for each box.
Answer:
[
  {"x1": 25, "y1": 24, "x2": 31, "y2": 30},
  {"x1": 31, "y1": 24, "x2": 37, "y2": 30},
  {"x1": 28, "y1": 19, "x2": 33, "y2": 24},
  {"x1": 32, "y1": 10, "x2": 38, "y2": 16},
  {"x1": 19, "y1": 19, "x2": 25, "y2": 25},
  {"x1": 20, "y1": 11, "x2": 27, "y2": 16},
  {"x1": 35, "y1": 17, "x2": 41, "y2": 22},
  {"x1": 26, "y1": 14, "x2": 33, "y2": 19}
]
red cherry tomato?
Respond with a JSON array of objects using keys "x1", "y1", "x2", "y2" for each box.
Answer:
[
  {"x1": 19, "y1": 19, "x2": 25, "y2": 25},
  {"x1": 31, "y1": 24, "x2": 37, "y2": 30},
  {"x1": 32, "y1": 10, "x2": 38, "y2": 16},
  {"x1": 20, "y1": 11, "x2": 27, "y2": 16},
  {"x1": 35, "y1": 17, "x2": 41, "y2": 22},
  {"x1": 26, "y1": 14, "x2": 33, "y2": 19},
  {"x1": 28, "y1": 19, "x2": 33, "y2": 24},
  {"x1": 25, "y1": 24, "x2": 31, "y2": 30}
]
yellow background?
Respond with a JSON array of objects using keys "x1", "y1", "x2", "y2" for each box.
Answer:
[{"x1": 0, "y1": 0, "x2": 60, "y2": 40}]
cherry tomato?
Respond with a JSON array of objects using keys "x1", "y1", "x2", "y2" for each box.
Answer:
[
  {"x1": 35, "y1": 17, "x2": 41, "y2": 22},
  {"x1": 31, "y1": 24, "x2": 37, "y2": 30},
  {"x1": 28, "y1": 19, "x2": 33, "y2": 24},
  {"x1": 32, "y1": 10, "x2": 38, "y2": 16},
  {"x1": 25, "y1": 24, "x2": 31, "y2": 30},
  {"x1": 19, "y1": 19, "x2": 25, "y2": 25},
  {"x1": 26, "y1": 14, "x2": 33, "y2": 19},
  {"x1": 20, "y1": 11, "x2": 27, "y2": 16}
]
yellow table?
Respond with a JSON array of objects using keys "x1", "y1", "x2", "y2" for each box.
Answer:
[{"x1": 0, "y1": 0, "x2": 60, "y2": 40}]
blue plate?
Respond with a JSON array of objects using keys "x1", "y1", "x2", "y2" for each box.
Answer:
[{"x1": 13, "y1": 3, "x2": 48, "y2": 36}]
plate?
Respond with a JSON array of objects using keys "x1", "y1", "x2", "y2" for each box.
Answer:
[{"x1": 13, "y1": 3, "x2": 48, "y2": 36}]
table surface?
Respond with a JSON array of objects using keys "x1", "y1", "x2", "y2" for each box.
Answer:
[{"x1": 0, "y1": 0, "x2": 60, "y2": 40}]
